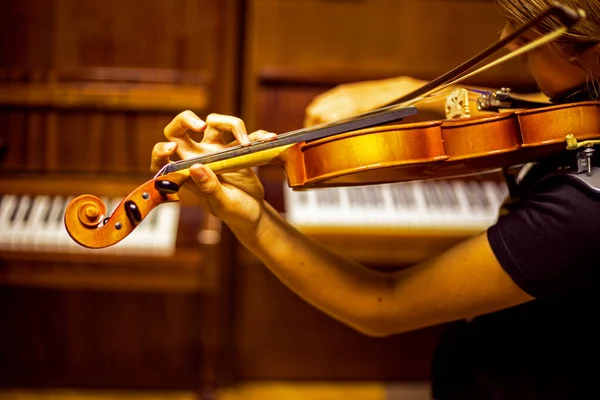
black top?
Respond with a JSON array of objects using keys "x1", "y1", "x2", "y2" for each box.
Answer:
[
  {"x1": 431, "y1": 173, "x2": 600, "y2": 399},
  {"x1": 430, "y1": 93, "x2": 600, "y2": 399}
]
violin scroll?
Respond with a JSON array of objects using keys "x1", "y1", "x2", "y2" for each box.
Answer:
[
  {"x1": 71, "y1": 195, "x2": 106, "y2": 228},
  {"x1": 64, "y1": 176, "x2": 183, "y2": 249}
]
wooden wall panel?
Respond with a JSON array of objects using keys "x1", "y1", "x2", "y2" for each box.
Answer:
[
  {"x1": 247, "y1": 0, "x2": 515, "y2": 74},
  {"x1": 0, "y1": 0, "x2": 242, "y2": 174},
  {"x1": 0, "y1": 287, "x2": 204, "y2": 389},
  {"x1": 0, "y1": 109, "x2": 175, "y2": 175},
  {"x1": 0, "y1": 0, "x2": 242, "y2": 394},
  {"x1": 1, "y1": 0, "x2": 228, "y2": 72},
  {"x1": 242, "y1": 0, "x2": 539, "y2": 130},
  {"x1": 233, "y1": 253, "x2": 444, "y2": 381}
]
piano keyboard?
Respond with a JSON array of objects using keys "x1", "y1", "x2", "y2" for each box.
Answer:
[
  {"x1": 0, "y1": 194, "x2": 180, "y2": 256},
  {"x1": 283, "y1": 179, "x2": 508, "y2": 231}
]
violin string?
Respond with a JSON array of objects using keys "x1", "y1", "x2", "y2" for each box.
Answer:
[
  {"x1": 162, "y1": 104, "x2": 415, "y2": 173},
  {"x1": 161, "y1": 5, "x2": 582, "y2": 176}
]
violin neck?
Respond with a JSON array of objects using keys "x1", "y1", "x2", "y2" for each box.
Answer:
[
  {"x1": 161, "y1": 106, "x2": 418, "y2": 177},
  {"x1": 203, "y1": 143, "x2": 295, "y2": 174}
]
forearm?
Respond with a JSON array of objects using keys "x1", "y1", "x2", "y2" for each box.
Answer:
[
  {"x1": 230, "y1": 201, "x2": 394, "y2": 336},
  {"x1": 161, "y1": 107, "x2": 538, "y2": 341}
]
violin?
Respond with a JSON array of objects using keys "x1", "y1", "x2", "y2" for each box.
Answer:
[{"x1": 64, "y1": 3, "x2": 600, "y2": 249}]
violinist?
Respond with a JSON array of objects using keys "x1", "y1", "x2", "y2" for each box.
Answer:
[{"x1": 150, "y1": 0, "x2": 600, "y2": 398}]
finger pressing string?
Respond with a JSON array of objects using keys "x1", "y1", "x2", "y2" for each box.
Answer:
[
  {"x1": 204, "y1": 113, "x2": 250, "y2": 146},
  {"x1": 163, "y1": 110, "x2": 206, "y2": 152},
  {"x1": 150, "y1": 142, "x2": 177, "y2": 173},
  {"x1": 249, "y1": 130, "x2": 277, "y2": 142},
  {"x1": 226, "y1": 130, "x2": 277, "y2": 146}
]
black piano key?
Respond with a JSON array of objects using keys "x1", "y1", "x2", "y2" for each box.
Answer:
[
  {"x1": 146, "y1": 208, "x2": 159, "y2": 228},
  {"x1": 42, "y1": 197, "x2": 54, "y2": 224},
  {"x1": 465, "y1": 181, "x2": 491, "y2": 210},
  {"x1": 421, "y1": 184, "x2": 441, "y2": 210},
  {"x1": 493, "y1": 183, "x2": 509, "y2": 203},
  {"x1": 430, "y1": 184, "x2": 446, "y2": 209},
  {"x1": 347, "y1": 187, "x2": 384, "y2": 208},
  {"x1": 9, "y1": 197, "x2": 21, "y2": 223},
  {"x1": 437, "y1": 181, "x2": 461, "y2": 210},
  {"x1": 22, "y1": 197, "x2": 34, "y2": 223},
  {"x1": 316, "y1": 188, "x2": 341, "y2": 206},
  {"x1": 295, "y1": 190, "x2": 310, "y2": 207},
  {"x1": 367, "y1": 187, "x2": 385, "y2": 207},
  {"x1": 389, "y1": 184, "x2": 417, "y2": 208},
  {"x1": 346, "y1": 187, "x2": 361, "y2": 208},
  {"x1": 58, "y1": 198, "x2": 70, "y2": 223}
]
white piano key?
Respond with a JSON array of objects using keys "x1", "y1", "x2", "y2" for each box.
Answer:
[
  {"x1": 486, "y1": 180, "x2": 509, "y2": 205},
  {"x1": 434, "y1": 181, "x2": 462, "y2": 212},
  {"x1": 32, "y1": 196, "x2": 53, "y2": 249},
  {"x1": 409, "y1": 182, "x2": 437, "y2": 228},
  {"x1": 388, "y1": 182, "x2": 422, "y2": 228},
  {"x1": 283, "y1": 179, "x2": 509, "y2": 232},
  {"x1": 285, "y1": 187, "x2": 319, "y2": 226},
  {"x1": 100, "y1": 198, "x2": 123, "y2": 255},
  {"x1": 56, "y1": 196, "x2": 77, "y2": 252},
  {"x1": 153, "y1": 202, "x2": 180, "y2": 256},
  {"x1": 0, "y1": 195, "x2": 18, "y2": 251},
  {"x1": 34, "y1": 196, "x2": 62, "y2": 251},
  {"x1": 0, "y1": 194, "x2": 180, "y2": 256},
  {"x1": 20, "y1": 195, "x2": 51, "y2": 251},
  {"x1": 117, "y1": 210, "x2": 151, "y2": 255},
  {"x1": 8, "y1": 195, "x2": 32, "y2": 250}
]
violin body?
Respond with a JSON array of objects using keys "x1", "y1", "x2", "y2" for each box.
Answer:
[{"x1": 280, "y1": 101, "x2": 600, "y2": 187}]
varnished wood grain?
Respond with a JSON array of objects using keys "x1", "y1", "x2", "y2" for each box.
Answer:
[
  {"x1": 0, "y1": 0, "x2": 240, "y2": 393},
  {"x1": 0, "y1": 381, "x2": 430, "y2": 400},
  {"x1": 0, "y1": 248, "x2": 210, "y2": 293},
  {"x1": 242, "y1": 0, "x2": 539, "y2": 130},
  {"x1": 0, "y1": 82, "x2": 209, "y2": 111},
  {"x1": 0, "y1": 287, "x2": 205, "y2": 389}
]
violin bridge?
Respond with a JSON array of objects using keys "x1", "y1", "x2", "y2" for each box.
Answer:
[{"x1": 445, "y1": 88, "x2": 472, "y2": 119}]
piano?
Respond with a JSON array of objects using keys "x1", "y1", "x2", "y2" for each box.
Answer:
[
  {"x1": 0, "y1": 64, "x2": 228, "y2": 387},
  {"x1": 0, "y1": 194, "x2": 180, "y2": 256},
  {"x1": 0, "y1": 175, "x2": 221, "y2": 293},
  {"x1": 0, "y1": 173, "x2": 229, "y2": 390},
  {"x1": 281, "y1": 175, "x2": 508, "y2": 266},
  {"x1": 284, "y1": 178, "x2": 507, "y2": 230},
  {"x1": 0, "y1": 0, "x2": 243, "y2": 391}
]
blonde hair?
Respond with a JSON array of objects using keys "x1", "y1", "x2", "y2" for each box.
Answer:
[{"x1": 496, "y1": 0, "x2": 600, "y2": 54}]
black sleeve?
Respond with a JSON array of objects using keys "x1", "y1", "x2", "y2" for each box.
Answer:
[{"x1": 487, "y1": 174, "x2": 600, "y2": 298}]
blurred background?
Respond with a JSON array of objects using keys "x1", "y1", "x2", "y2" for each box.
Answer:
[{"x1": 0, "y1": 0, "x2": 537, "y2": 399}]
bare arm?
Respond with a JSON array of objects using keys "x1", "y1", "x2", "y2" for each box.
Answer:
[
  {"x1": 154, "y1": 111, "x2": 534, "y2": 338},
  {"x1": 233, "y1": 201, "x2": 533, "y2": 337}
]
